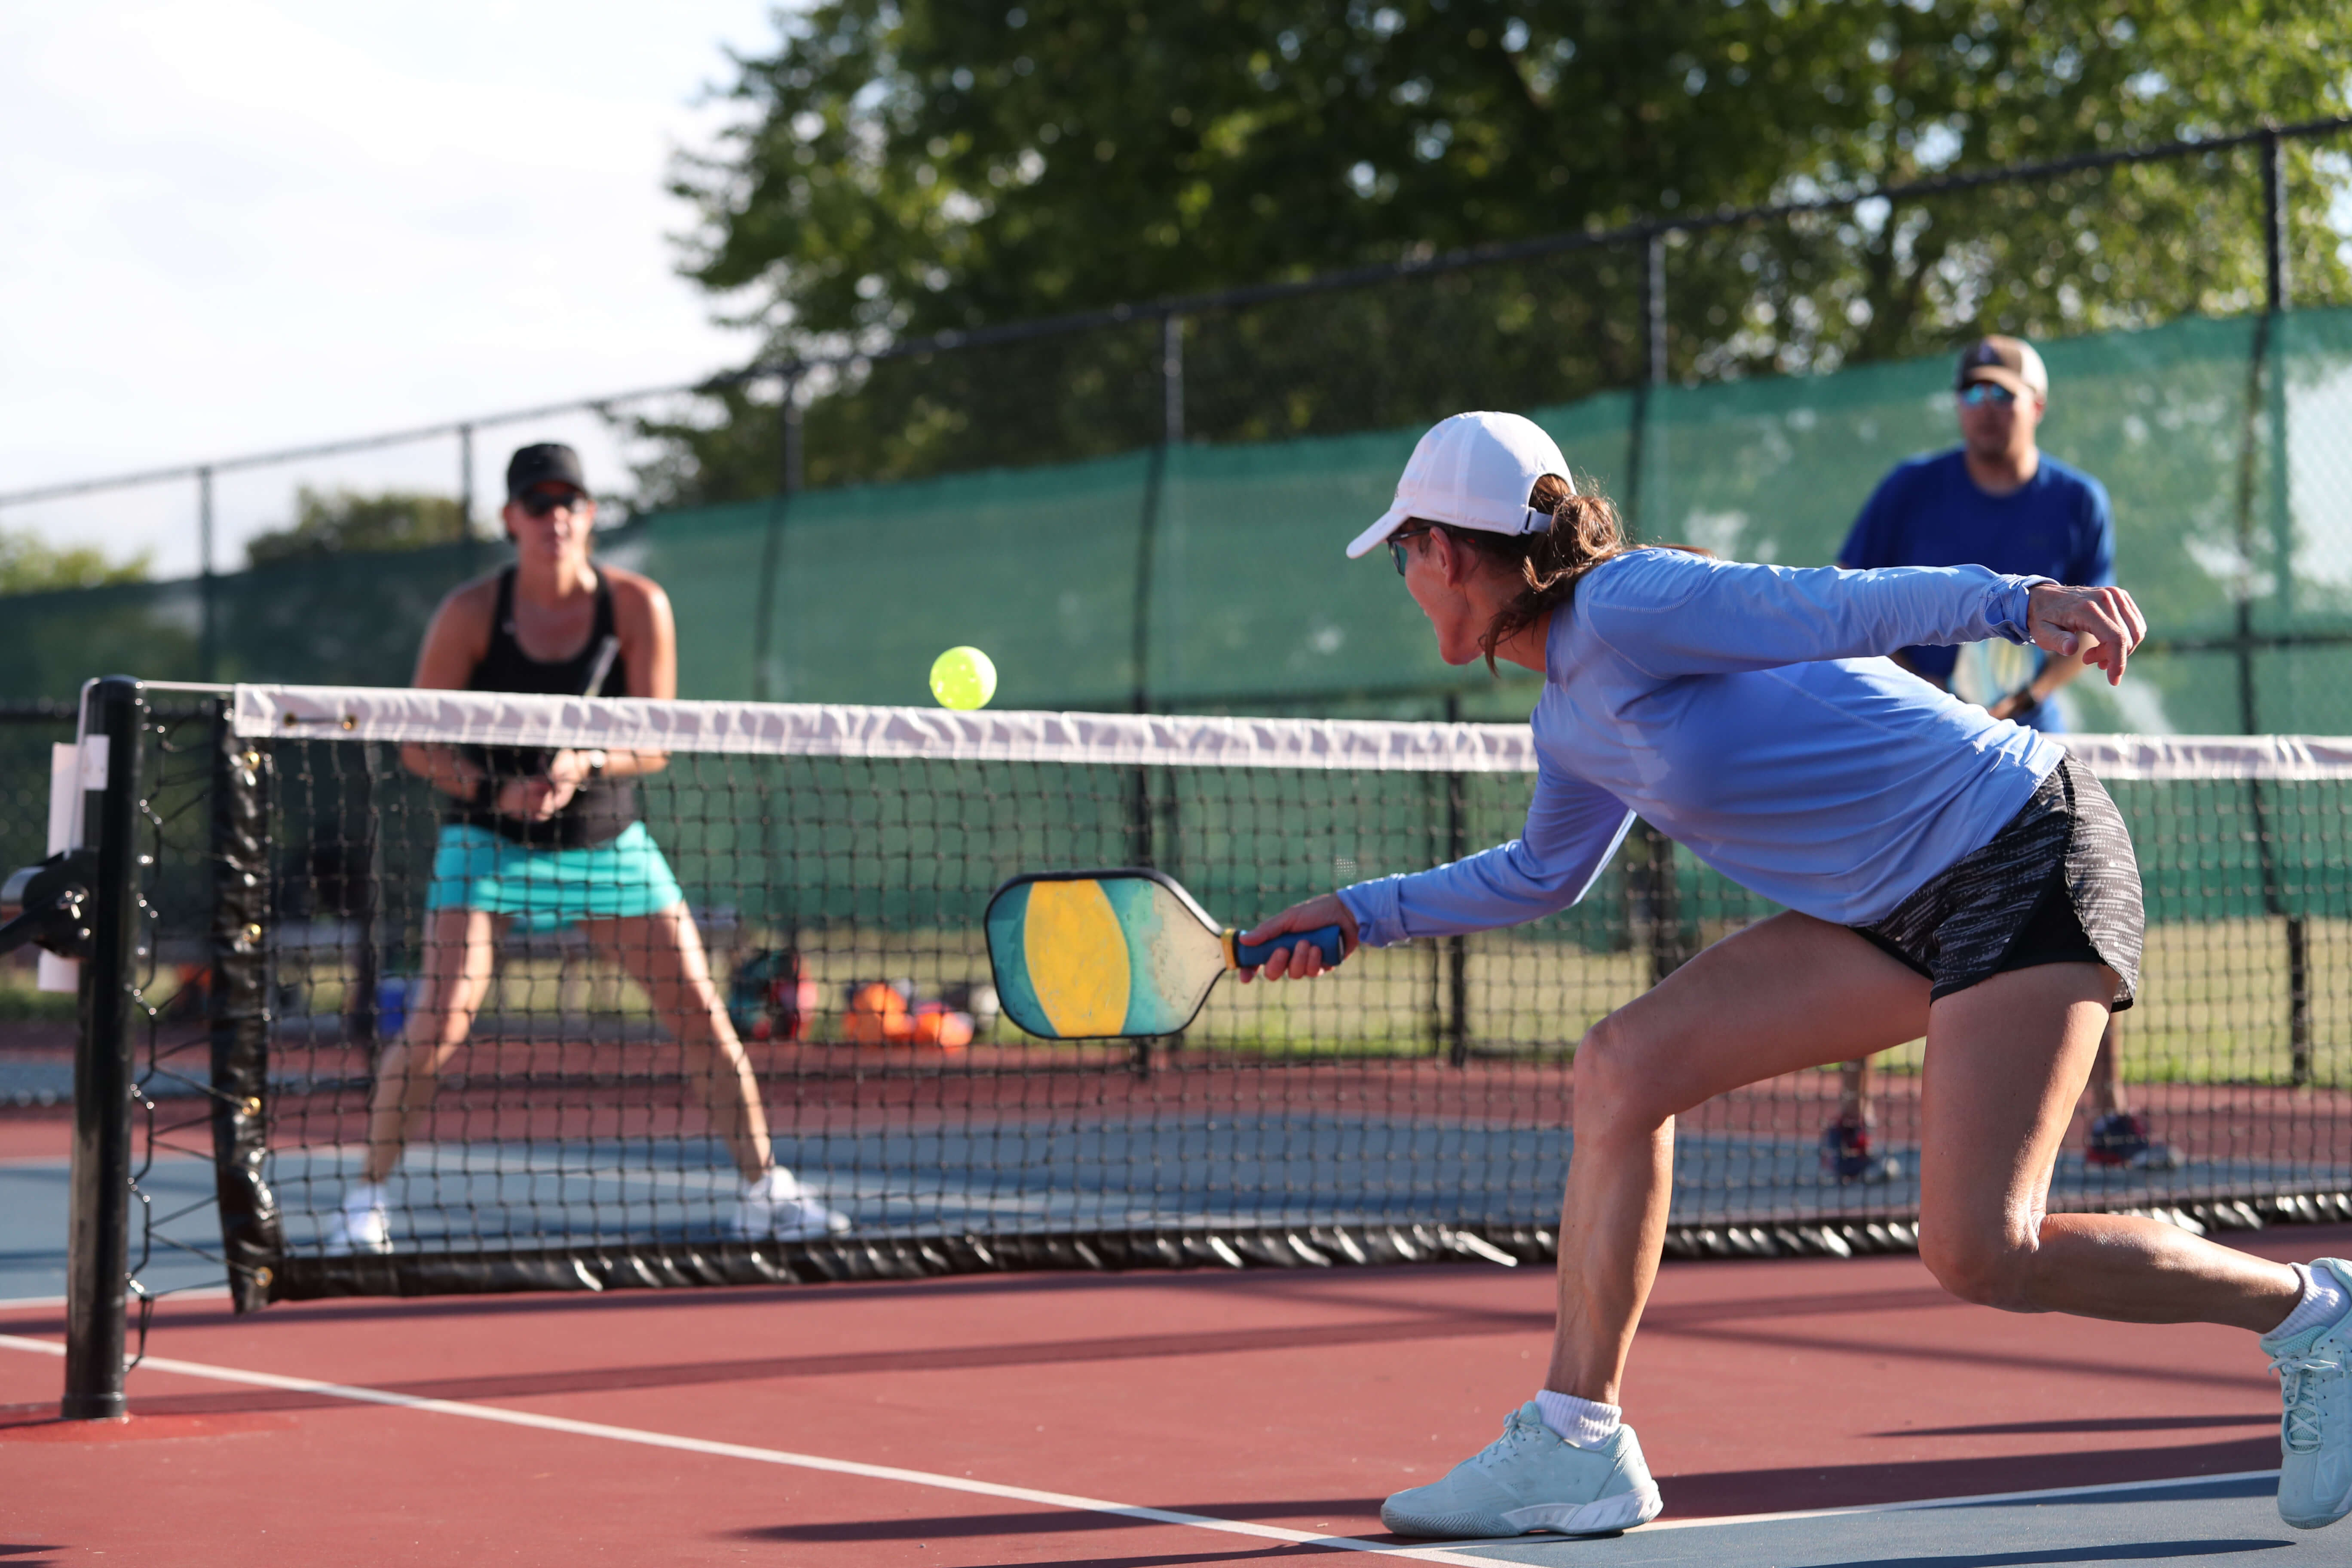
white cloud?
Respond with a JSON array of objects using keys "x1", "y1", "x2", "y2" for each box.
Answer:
[{"x1": 0, "y1": 1, "x2": 780, "y2": 575}]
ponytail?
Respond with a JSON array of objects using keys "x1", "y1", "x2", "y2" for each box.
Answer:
[{"x1": 1426, "y1": 475, "x2": 1634, "y2": 671}]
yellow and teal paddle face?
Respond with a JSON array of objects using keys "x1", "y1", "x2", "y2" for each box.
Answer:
[{"x1": 986, "y1": 871, "x2": 1229, "y2": 1040}]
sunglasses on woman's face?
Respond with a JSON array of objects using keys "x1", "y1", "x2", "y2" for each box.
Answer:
[
  {"x1": 1388, "y1": 531, "x2": 1428, "y2": 576},
  {"x1": 1959, "y1": 382, "x2": 2018, "y2": 407},
  {"x1": 518, "y1": 487, "x2": 589, "y2": 518}
]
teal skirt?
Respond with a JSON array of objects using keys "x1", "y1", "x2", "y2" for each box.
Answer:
[{"x1": 425, "y1": 821, "x2": 685, "y2": 932}]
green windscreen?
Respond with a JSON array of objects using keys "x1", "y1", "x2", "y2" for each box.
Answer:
[{"x1": 8, "y1": 307, "x2": 2350, "y2": 732}]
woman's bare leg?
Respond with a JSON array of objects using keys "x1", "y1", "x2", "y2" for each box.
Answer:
[
  {"x1": 362, "y1": 907, "x2": 499, "y2": 1184},
  {"x1": 589, "y1": 904, "x2": 772, "y2": 1183},
  {"x1": 1549, "y1": 912, "x2": 1932, "y2": 1402},
  {"x1": 1915, "y1": 964, "x2": 2297, "y2": 1331},
  {"x1": 2085, "y1": 1013, "x2": 2126, "y2": 1116}
]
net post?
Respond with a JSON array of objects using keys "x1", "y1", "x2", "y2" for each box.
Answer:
[
  {"x1": 61, "y1": 676, "x2": 143, "y2": 1420},
  {"x1": 209, "y1": 703, "x2": 283, "y2": 1310}
]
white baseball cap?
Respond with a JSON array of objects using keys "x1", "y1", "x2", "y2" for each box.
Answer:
[{"x1": 1346, "y1": 412, "x2": 1575, "y2": 559}]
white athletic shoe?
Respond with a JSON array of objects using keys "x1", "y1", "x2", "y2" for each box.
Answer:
[
  {"x1": 2265, "y1": 1257, "x2": 2352, "y2": 1530},
  {"x1": 1380, "y1": 1402, "x2": 1664, "y2": 1539},
  {"x1": 728, "y1": 1168, "x2": 850, "y2": 1241},
  {"x1": 322, "y1": 1183, "x2": 392, "y2": 1256}
]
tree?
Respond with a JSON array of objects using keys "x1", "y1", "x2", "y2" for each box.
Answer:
[
  {"x1": 0, "y1": 526, "x2": 149, "y2": 595},
  {"x1": 245, "y1": 487, "x2": 477, "y2": 568},
  {"x1": 646, "y1": 0, "x2": 2352, "y2": 507}
]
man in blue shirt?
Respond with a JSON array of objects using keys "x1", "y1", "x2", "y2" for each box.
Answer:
[{"x1": 1829, "y1": 335, "x2": 2177, "y2": 1175}]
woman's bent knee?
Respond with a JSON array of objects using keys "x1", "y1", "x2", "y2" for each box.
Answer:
[
  {"x1": 1573, "y1": 1015, "x2": 1678, "y2": 1130},
  {"x1": 1919, "y1": 1225, "x2": 2043, "y2": 1312}
]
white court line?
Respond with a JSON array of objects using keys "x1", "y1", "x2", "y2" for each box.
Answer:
[
  {"x1": 0, "y1": 1329, "x2": 2282, "y2": 1553},
  {"x1": 1640, "y1": 1466, "x2": 2281, "y2": 1531},
  {"x1": 0, "y1": 1331, "x2": 1503, "y2": 1567}
]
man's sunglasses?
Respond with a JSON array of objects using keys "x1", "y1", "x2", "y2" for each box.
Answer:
[
  {"x1": 1958, "y1": 382, "x2": 2019, "y2": 407},
  {"x1": 517, "y1": 488, "x2": 589, "y2": 517}
]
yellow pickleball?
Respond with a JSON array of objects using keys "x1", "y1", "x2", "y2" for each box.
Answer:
[{"x1": 928, "y1": 646, "x2": 997, "y2": 711}]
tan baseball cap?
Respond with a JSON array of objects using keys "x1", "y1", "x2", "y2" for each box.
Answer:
[{"x1": 1956, "y1": 335, "x2": 2049, "y2": 400}]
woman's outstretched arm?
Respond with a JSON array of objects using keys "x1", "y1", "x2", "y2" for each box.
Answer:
[
  {"x1": 1244, "y1": 763, "x2": 1635, "y2": 979},
  {"x1": 1578, "y1": 550, "x2": 2138, "y2": 680}
]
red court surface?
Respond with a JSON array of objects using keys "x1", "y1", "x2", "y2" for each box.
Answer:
[{"x1": 2, "y1": 1223, "x2": 2337, "y2": 1566}]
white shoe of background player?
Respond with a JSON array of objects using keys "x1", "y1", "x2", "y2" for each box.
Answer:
[
  {"x1": 322, "y1": 1180, "x2": 392, "y2": 1255},
  {"x1": 729, "y1": 1167, "x2": 850, "y2": 1241}
]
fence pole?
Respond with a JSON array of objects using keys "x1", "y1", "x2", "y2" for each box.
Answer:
[
  {"x1": 62, "y1": 677, "x2": 143, "y2": 1419},
  {"x1": 2255, "y1": 131, "x2": 2311, "y2": 1085},
  {"x1": 1646, "y1": 229, "x2": 1669, "y2": 390},
  {"x1": 458, "y1": 422, "x2": 475, "y2": 539},
  {"x1": 1442, "y1": 693, "x2": 1470, "y2": 1066},
  {"x1": 1624, "y1": 229, "x2": 1686, "y2": 986},
  {"x1": 2263, "y1": 130, "x2": 2290, "y2": 312},
  {"x1": 1163, "y1": 311, "x2": 1185, "y2": 446},
  {"x1": 751, "y1": 372, "x2": 803, "y2": 702},
  {"x1": 197, "y1": 467, "x2": 216, "y2": 682},
  {"x1": 1620, "y1": 229, "x2": 1667, "y2": 529}
]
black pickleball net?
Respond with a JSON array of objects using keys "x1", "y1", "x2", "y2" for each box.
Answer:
[{"x1": 89, "y1": 685, "x2": 2352, "y2": 1307}]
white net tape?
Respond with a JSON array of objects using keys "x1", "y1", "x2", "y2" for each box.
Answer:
[{"x1": 229, "y1": 684, "x2": 2352, "y2": 780}]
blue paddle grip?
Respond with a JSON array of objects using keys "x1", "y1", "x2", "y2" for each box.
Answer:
[{"x1": 1233, "y1": 924, "x2": 1346, "y2": 970}]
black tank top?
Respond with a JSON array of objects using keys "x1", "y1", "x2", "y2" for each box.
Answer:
[{"x1": 450, "y1": 567, "x2": 640, "y2": 849}]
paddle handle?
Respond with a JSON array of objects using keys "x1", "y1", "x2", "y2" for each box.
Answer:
[{"x1": 1228, "y1": 924, "x2": 1346, "y2": 971}]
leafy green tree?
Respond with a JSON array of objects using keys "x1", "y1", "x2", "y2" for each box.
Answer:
[
  {"x1": 645, "y1": 0, "x2": 2352, "y2": 507},
  {"x1": 0, "y1": 527, "x2": 150, "y2": 595},
  {"x1": 245, "y1": 487, "x2": 476, "y2": 568}
]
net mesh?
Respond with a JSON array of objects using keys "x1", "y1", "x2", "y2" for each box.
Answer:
[{"x1": 73, "y1": 685, "x2": 2352, "y2": 1305}]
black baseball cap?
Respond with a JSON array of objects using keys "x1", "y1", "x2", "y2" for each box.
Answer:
[{"x1": 505, "y1": 443, "x2": 589, "y2": 501}]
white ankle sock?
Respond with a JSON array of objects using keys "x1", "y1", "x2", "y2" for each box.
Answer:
[
  {"x1": 2271, "y1": 1262, "x2": 2351, "y2": 1340},
  {"x1": 346, "y1": 1180, "x2": 385, "y2": 1210},
  {"x1": 1534, "y1": 1389, "x2": 1621, "y2": 1447}
]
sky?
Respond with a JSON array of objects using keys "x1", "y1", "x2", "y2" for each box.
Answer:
[{"x1": 0, "y1": 1, "x2": 783, "y2": 578}]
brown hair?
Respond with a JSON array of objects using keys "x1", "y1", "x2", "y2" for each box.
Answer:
[{"x1": 1408, "y1": 475, "x2": 1668, "y2": 671}]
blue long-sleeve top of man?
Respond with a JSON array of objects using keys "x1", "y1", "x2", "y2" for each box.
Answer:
[{"x1": 1336, "y1": 548, "x2": 2064, "y2": 947}]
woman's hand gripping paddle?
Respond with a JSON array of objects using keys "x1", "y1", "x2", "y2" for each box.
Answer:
[{"x1": 984, "y1": 869, "x2": 1347, "y2": 1040}]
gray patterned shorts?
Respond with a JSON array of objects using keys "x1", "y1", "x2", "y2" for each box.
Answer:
[{"x1": 1853, "y1": 757, "x2": 2144, "y2": 1010}]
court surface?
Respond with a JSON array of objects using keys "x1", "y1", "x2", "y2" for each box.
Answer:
[{"x1": 1, "y1": 1117, "x2": 2340, "y2": 1568}]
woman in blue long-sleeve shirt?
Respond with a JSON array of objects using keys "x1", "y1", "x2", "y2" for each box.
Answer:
[{"x1": 1245, "y1": 412, "x2": 2351, "y2": 1540}]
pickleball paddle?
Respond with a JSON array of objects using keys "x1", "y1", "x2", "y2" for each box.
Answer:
[{"x1": 984, "y1": 868, "x2": 1347, "y2": 1040}]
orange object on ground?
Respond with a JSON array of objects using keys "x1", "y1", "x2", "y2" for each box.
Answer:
[{"x1": 841, "y1": 983, "x2": 971, "y2": 1050}]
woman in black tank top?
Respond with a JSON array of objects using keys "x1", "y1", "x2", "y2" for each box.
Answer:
[{"x1": 326, "y1": 443, "x2": 845, "y2": 1252}]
